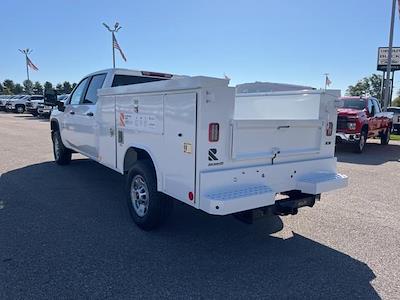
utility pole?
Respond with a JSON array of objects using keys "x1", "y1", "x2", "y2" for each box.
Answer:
[
  {"x1": 102, "y1": 22, "x2": 122, "y2": 68},
  {"x1": 383, "y1": 0, "x2": 397, "y2": 111},
  {"x1": 18, "y1": 48, "x2": 32, "y2": 81}
]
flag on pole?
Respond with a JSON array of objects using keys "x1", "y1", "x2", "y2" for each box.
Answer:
[
  {"x1": 398, "y1": 0, "x2": 400, "y2": 18},
  {"x1": 325, "y1": 75, "x2": 332, "y2": 87},
  {"x1": 27, "y1": 56, "x2": 39, "y2": 71},
  {"x1": 113, "y1": 35, "x2": 127, "y2": 62}
]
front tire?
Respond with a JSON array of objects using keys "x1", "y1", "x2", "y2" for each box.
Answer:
[
  {"x1": 52, "y1": 130, "x2": 71, "y2": 165},
  {"x1": 380, "y1": 127, "x2": 391, "y2": 145},
  {"x1": 126, "y1": 161, "x2": 173, "y2": 230},
  {"x1": 354, "y1": 129, "x2": 367, "y2": 153},
  {"x1": 15, "y1": 105, "x2": 25, "y2": 114}
]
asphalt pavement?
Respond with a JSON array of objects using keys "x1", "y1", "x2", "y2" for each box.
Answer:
[{"x1": 1, "y1": 112, "x2": 399, "y2": 299}]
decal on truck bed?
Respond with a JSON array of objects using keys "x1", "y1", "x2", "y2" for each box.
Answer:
[
  {"x1": 208, "y1": 148, "x2": 224, "y2": 166},
  {"x1": 208, "y1": 148, "x2": 218, "y2": 161}
]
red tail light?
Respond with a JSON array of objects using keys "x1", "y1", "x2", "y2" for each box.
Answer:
[
  {"x1": 209, "y1": 123, "x2": 219, "y2": 142},
  {"x1": 188, "y1": 192, "x2": 194, "y2": 201},
  {"x1": 326, "y1": 122, "x2": 333, "y2": 136}
]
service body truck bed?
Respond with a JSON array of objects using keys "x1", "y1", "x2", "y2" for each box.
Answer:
[{"x1": 50, "y1": 69, "x2": 347, "y2": 229}]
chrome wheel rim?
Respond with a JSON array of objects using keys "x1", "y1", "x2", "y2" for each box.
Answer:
[
  {"x1": 54, "y1": 136, "x2": 60, "y2": 160},
  {"x1": 359, "y1": 134, "x2": 365, "y2": 150},
  {"x1": 130, "y1": 175, "x2": 149, "y2": 217},
  {"x1": 17, "y1": 107, "x2": 24, "y2": 113}
]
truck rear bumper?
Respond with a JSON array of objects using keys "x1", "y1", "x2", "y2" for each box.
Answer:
[
  {"x1": 336, "y1": 132, "x2": 360, "y2": 143},
  {"x1": 199, "y1": 158, "x2": 347, "y2": 215}
]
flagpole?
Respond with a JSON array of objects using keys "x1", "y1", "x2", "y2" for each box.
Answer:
[
  {"x1": 19, "y1": 48, "x2": 32, "y2": 82},
  {"x1": 25, "y1": 54, "x2": 29, "y2": 81},
  {"x1": 383, "y1": 0, "x2": 397, "y2": 111},
  {"x1": 112, "y1": 32, "x2": 115, "y2": 69},
  {"x1": 103, "y1": 22, "x2": 122, "y2": 69}
]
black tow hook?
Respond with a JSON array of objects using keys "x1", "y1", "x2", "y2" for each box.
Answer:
[
  {"x1": 274, "y1": 204, "x2": 298, "y2": 216},
  {"x1": 273, "y1": 192, "x2": 317, "y2": 216}
]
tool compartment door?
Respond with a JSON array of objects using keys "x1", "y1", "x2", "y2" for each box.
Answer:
[
  {"x1": 97, "y1": 95, "x2": 116, "y2": 169},
  {"x1": 163, "y1": 92, "x2": 197, "y2": 205},
  {"x1": 231, "y1": 119, "x2": 323, "y2": 161}
]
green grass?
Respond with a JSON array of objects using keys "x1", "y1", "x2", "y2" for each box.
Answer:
[{"x1": 390, "y1": 134, "x2": 400, "y2": 141}]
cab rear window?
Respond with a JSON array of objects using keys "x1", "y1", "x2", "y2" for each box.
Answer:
[
  {"x1": 388, "y1": 107, "x2": 400, "y2": 113},
  {"x1": 112, "y1": 75, "x2": 167, "y2": 87}
]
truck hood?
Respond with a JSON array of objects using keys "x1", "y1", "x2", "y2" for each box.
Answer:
[{"x1": 337, "y1": 108, "x2": 361, "y2": 115}]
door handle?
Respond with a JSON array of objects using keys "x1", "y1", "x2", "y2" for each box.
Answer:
[
  {"x1": 70, "y1": 111, "x2": 75, "y2": 115},
  {"x1": 86, "y1": 112, "x2": 94, "y2": 117}
]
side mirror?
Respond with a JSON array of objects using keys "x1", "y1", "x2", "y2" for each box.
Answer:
[
  {"x1": 57, "y1": 100, "x2": 65, "y2": 112},
  {"x1": 44, "y1": 89, "x2": 58, "y2": 106}
]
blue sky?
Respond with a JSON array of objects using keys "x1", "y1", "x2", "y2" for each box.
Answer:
[{"x1": 0, "y1": 0, "x2": 398, "y2": 93}]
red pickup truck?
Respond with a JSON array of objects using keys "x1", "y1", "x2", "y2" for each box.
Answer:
[{"x1": 335, "y1": 97, "x2": 393, "y2": 153}]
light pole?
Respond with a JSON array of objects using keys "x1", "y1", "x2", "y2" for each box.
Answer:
[
  {"x1": 18, "y1": 48, "x2": 32, "y2": 81},
  {"x1": 383, "y1": 0, "x2": 397, "y2": 111},
  {"x1": 102, "y1": 22, "x2": 122, "y2": 68}
]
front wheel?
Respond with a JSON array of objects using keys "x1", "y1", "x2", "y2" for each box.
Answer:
[
  {"x1": 380, "y1": 127, "x2": 391, "y2": 145},
  {"x1": 52, "y1": 130, "x2": 71, "y2": 165},
  {"x1": 354, "y1": 130, "x2": 367, "y2": 153},
  {"x1": 15, "y1": 105, "x2": 25, "y2": 114},
  {"x1": 126, "y1": 161, "x2": 173, "y2": 230}
]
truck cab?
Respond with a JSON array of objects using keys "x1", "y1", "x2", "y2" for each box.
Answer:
[
  {"x1": 50, "y1": 68, "x2": 183, "y2": 157},
  {"x1": 336, "y1": 97, "x2": 393, "y2": 153}
]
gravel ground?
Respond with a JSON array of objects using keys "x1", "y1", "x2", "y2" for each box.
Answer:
[{"x1": 0, "y1": 112, "x2": 399, "y2": 299}]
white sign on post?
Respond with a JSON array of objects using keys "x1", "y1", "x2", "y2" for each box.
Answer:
[{"x1": 377, "y1": 47, "x2": 400, "y2": 71}]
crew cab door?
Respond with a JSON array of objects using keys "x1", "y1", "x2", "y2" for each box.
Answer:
[
  {"x1": 63, "y1": 77, "x2": 90, "y2": 149},
  {"x1": 63, "y1": 74, "x2": 106, "y2": 158},
  {"x1": 372, "y1": 99, "x2": 383, "y2": 132},
  {"x1": 367, "y1": 99, "x2": 377, "y2": 136}
]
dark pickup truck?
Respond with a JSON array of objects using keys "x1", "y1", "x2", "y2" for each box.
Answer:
[{"x1": 336, "y1": 97, "x2": 393, "y2": 153}]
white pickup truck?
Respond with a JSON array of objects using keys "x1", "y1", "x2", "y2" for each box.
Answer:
[
  {"x1": 48, "y1": 68, "x2": 347, "y2": 230},
  {"x1": 5, "y1": 95, "x2": 29, "y2": 113}
]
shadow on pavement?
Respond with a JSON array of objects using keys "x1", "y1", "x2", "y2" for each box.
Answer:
[
  {"x1": 12, "y1": 114, "x2": 49, "y2": 122},
  {"x1": 336, "y1": 141, "x2": 400, "y2": 165},
  {"x1": 0, "y1": 159, "x2": 379, "y2": 299}
]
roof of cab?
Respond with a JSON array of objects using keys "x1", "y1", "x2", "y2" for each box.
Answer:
[{"x1": 85, "y1": 68, "x2": 187, "y2": 79}]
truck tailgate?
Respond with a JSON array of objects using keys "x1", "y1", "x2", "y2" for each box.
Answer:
[{"x1": 231, "y1": 119, "x2": 323, "y2": 161}]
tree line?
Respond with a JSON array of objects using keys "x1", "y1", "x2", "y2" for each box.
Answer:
[
  {"x1": 346, "y1": 73, "x2": 400, "y2": 107},
  {"x1": 0, "y1": 79, "x2": 77, "y2": 95}
]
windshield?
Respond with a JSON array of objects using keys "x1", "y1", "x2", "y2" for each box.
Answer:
[
  {"x1": 58, "y1": 95, "x2": 69, "y2": 101},
  {"x1": 342, "y1": 99, "x2": 366, "y2": 110}
]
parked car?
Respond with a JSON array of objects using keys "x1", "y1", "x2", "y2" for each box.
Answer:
[
  {"x1": 48, "y1": 68, "x2": 347, "y2": 230},
  {"x1": 38, "y1": 94, "x2": 69, "y2": 118},
  {"x1": 25, "y1": 95, "x2": 45, "y2": 116},
  {"x1": 5, "y1": 95, "x2": 29, "y2": 113},
  {"x1": 0, "y1": 95, "x2": 14, "y2": 111},
  {"x1": 336, "y1": 97, "x2": 393, "y2": 153},
  {"x1": 387, "y1": 106, "x2": 400, "y2": 134}
]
